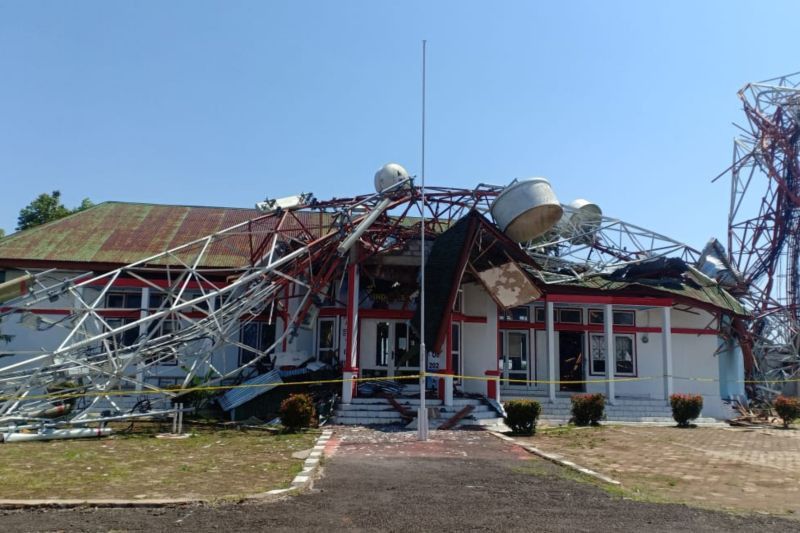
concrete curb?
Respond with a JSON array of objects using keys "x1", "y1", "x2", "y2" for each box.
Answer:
[
  {"x1": 0, "y1": 428, "x2": 334, "y2": 510},
  {"x1": 488, "y1": 430, "x2": 621, "y2": 486}
]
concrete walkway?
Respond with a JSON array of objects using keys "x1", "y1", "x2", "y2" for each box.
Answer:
[{"x1": 1, "y1": 427, "x2": 797, "y2": 532}]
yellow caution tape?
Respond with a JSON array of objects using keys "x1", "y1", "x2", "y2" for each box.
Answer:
[{"x1": 3, "y1": 371, "x2": 800, "y2": 403}]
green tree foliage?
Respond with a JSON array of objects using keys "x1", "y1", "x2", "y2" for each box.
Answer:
[{"x1": 16, "y1": 191, "x2": 94, "y2": 231}]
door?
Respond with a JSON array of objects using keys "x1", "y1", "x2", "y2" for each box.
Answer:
[
  {"x1": 316, "y1": 317, "x2": 338, "y2": 365},
  {"x1": 559, "y1": 331, "x2": 585, "y2": 392},
  {"x1": 499, "y1": 330, "x2": 529, "y2": 387},
  {"x1": 365, "y1": 319, "x2": 420, "y2": 377}
]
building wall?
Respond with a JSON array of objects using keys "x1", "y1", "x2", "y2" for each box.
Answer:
[{"x1": 461, "y1": 282, "x2": 497, "y2": 396}]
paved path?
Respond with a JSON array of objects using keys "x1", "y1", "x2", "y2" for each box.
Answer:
[
  {"x1": 1, "y1": 427, "x2": 797, "y2": 532},
  {"x1": 513, "y1": 425, "x2": 800, "y2": 516}
]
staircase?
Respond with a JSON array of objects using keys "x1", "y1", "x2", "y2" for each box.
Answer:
[{"x1": 333, "y1": 397, "x2": 503, "y2": 428}]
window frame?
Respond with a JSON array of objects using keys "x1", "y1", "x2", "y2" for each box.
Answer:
[
  {"x1": 588, "y1": 333, "x2": 637, "y2": 377},
  {"x1": 588, "y1": 308, "x2": 636, "y2": 326},
  {"x1": 498, "y1": 306, "x2": 530, "y2": 322},
  {"x1": 239, "y1": 321, "x2": 277, "y2": 366},
  {"x1": 557, "y1": 308, "x2": 582, "y2": 324}
]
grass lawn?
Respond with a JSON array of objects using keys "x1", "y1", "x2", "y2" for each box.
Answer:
[{"x1": 0, "y1": 425, "x2": 318, "y2": 500}]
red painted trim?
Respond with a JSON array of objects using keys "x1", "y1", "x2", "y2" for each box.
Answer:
[
  {"x1": 91, "y1": 278, "x2": 226, "y2": 290},
  {"x1": 545, "y1": 294, "x2": 673, "y2": 306},
  {"x1": 359, "y1": 309, "x2": 414, "y2": 320},
  {"x1": 319, "y1": 307, "x2": 347, "y2": 317},
  {"x1": 451, "y1": 313, "x2": 487, "y2": 323},
  {"x1": 671, "y1": 327, "x2": 719, "y2": 336}
]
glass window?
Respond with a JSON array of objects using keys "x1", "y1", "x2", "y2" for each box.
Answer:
[
  {"x1": 239, "y1": 322, "x2": 276, "y2": 366},
  {"x1": 317, "y1": 318, "x2": 337, "y2": 364},
  {"x1": 614, "y1": 311, "x2": 635, "y2": 326},
  {"x1": 106, "y1": 317, "x2": 139, "y2": 348},
  {"x1": 376, "y1": 321, "x2": 390, "y2": 367},
  {"x1": 453, "y1": 289, "x2": 463, "y2": 312},
  {"x1": 451, "y1": 323, "x2": 461, "y2": 377},
  {"x1": 534, "y1": 306, "x2": 545, "y2": 323},
  {"x1": 558, "y1": 308, "x2": 582, "y2": 324},
  {"x1": 588, "y1": 309, "x2": 604, "y2": 325},
  {"x1": 499, "y1": 306, "x2": 529, "y2": 321},
  {"x1": 615, "y1": 336, "x2": 635, "y2": 374},
  {"x1": 588, "y1": 309, "x2": 636, "y2": 326},
  {"x1": 589, "y1": 334, "x2": 636, "y2": 376},
  {"x1": 106, "y1": 291, "x2": 141, "y2": 309}
]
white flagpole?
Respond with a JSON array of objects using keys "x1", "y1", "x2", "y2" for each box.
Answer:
[{"x1": 418, "y1": 39, "x2": 428, "y2": 441}]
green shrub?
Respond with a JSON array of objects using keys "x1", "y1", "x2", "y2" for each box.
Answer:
[
  {"x1": 669, "y1": 393, "x2": 703, "y2": 427},
  {"x1": 503, "y1": 399, "x2": 542, "y2": 435},
  {"x1": 570, "y1": 393, "x2": 605, "y2": 426},
  {"x1": 774, "y1": 395, "x2": 800, "y2": 429},
  {"x1": 279, "y1": 393, "x2": 316, "y2": 431}
]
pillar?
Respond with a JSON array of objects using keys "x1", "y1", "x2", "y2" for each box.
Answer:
[
  {"x1": 546, "y1": 300, "x2": 556, "y2": 402},
  {"x1": 342, "y1": 260, "x2": 359, "y2": 403},
  {"x1": 604, "y1": 303, "x2": 615, "y2": 404},
  {"x1": 661, "y1": 306, "x2": 673, "y2": 402}
]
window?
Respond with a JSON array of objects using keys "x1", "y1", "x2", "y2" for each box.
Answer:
[
  {"x1": 150, "y1": 291, "x2": 215, "y2": 312},
  {"x1": 106, "y1": 291, "x2": 141, "y2": 309},
  {"x1": 239, "y1": 322, "x2": 276, "y2": 366},
  {"x1": 451, "y1": 323, "x2": 461, "y2": 378},
  {"x1": 498, "y1": 306, "x2": 529, "y2": 321},
  {"x1": 534, "y1": 306, "x2": 545, "y2": 323},
  {"x1": 105, "y1": 318, "x2": 139, "y2": 348},
  {"x1": 558, "y1": 308, "x2": 582, "y2": 324},
  {"x1": 453, "y1": 289, "x2": 463, "y2": 312},
  {"x1": 589, "y1": 334, "x2": 636, "y2": 376},
  {"x1": 588, "y1": 309, "x2": 636, "y2": 326},
  {"x1": 317, "y1": 318, "x2": 338, "y2": 364}
]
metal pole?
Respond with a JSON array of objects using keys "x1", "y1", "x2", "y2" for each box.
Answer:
[{"x1": 418, "y1": 39, "x2": 428, "y2": 441}]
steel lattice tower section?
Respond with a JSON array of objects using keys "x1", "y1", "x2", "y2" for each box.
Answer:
[{"x1": 720, "y1": 72, "x2": 800, "y2": 392}]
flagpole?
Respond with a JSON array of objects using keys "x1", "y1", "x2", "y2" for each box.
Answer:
[{"x1": 417, "y1": 39, "x2": 428, "y2": 441}]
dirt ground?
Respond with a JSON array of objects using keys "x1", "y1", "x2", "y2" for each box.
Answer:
[
  {"x1": 512, "y1": 424, "x2": 800, "y2": 517},
  {"x1": 1, "y1": 427, "x2": 797, "y2": 532},
  {"x1": 0, "y1": 427, "x2": 316, "y2": 500}
]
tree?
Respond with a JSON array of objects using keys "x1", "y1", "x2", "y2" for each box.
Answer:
[
  {"x1": 0, "y1": 228, "x2": 5, "y2": 238},
  {"x1": 16, "y1": 191, "x2": 94, "y2": 231}
]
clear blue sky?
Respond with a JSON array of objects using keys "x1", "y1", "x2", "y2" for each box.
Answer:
[{"x1": 0, "y1": 1, "x2": 797, "y2": 250}]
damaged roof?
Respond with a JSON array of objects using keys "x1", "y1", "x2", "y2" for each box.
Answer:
[
  {"x1": 0, "y1": 202, "x2": 332, "y2": 269},
  {"x1": 531, "y1": 259, "x2": 747, "y2": 316}
]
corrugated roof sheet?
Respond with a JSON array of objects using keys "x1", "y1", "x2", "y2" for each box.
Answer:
[
  {"x1": 0, "y1": 202, "x2": 329, "y2": 268},
  {"x1": 545, "y1": 270, "x2": 747, "y2": 316},
  {"x1": 218, "y1": 369, "x2": 283, "y2": 411}
]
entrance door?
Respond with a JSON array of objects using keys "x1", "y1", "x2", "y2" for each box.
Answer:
[
  {"x1": 559, "y1": 331, "x2": 585, "y2": 392},
  {"x1": 366, "y1": 319, "x2": 420, "y2": 377},
  {"x1": 499, "y1": 330, "x2": 529, "y2": 387}
]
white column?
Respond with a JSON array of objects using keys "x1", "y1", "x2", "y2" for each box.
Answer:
[
  {"x1": 604, "y1": 303, "x2": 615, "y2": 404},
  {"x1": 444, "y1": 375, "x2": 454, "y2": 406},
  {"x1": 546, "y1": 301, "x2": 556, "y2": 402},
  {"x1": 661, "y1": 306, "x2": 673, "y2": 402},
  {"x1": 342, "y1": 371, "x2": 356, "y2": 404}
]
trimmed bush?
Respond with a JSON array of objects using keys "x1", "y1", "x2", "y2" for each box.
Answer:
[
  {"x1": 570, "y1": 393, "x2": 605, "y2": 426},
  {"x1": 669, "y1": 393, "x2": 703, "y2": 427},
  {"x1": 504, "y1": 399, "x2": 542, "y2": 435},
  {"x1": 279, "y1": 393, "x2": 316, "y2": 431},
  {"x1": 774, "y1": 395, "x2": 800, "y2": 429}
]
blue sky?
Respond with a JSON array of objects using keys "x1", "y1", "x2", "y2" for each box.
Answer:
[{"x1": 0, "y1": 1, "x2": 797, "y2": 250}]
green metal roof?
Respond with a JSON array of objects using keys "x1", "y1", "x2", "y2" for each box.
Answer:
[
  {"x1": 0, "y1": 202, "x2": 263, "y2": 268},
  {"x1": 543, "y1": 269, "x2": 747, "y2": 316}
]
